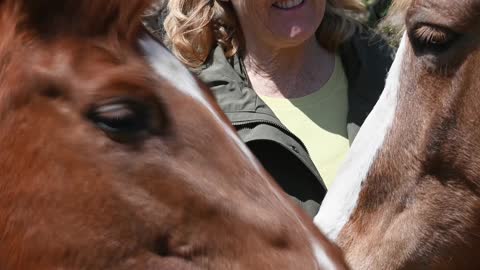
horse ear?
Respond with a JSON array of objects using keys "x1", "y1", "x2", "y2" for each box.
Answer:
[{"x1": 16, "y1": 0, "x2": 156, "y2": 39}]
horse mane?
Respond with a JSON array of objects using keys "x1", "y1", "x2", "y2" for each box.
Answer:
[
  {"x1": 0, "y1": 0, "x2": 161, "y2": 110},
  {"x1": 390, "y1": 0, "x2": 413, "y2": 13},
  {"x1": 1, "y1": 0, "x2": 158, "y2": 41},
  {"x1": 377, "y1": 0, "x2": 413, "y2": 44},
  {"x1": 385, "y1": 0, "x2": 412, "y2": 27}
]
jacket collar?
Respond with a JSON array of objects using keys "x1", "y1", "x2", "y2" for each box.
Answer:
[{"x1": 199, "y1": 29, "x2": 394, "y2": 142}]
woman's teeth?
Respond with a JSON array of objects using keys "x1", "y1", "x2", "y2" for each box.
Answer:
[{"x1": 273, "y1": 0, "x2": 304, "y2": 9}]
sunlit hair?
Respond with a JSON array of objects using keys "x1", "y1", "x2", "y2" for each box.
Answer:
[
  {"x1": 377, "y1": 0, "x2": 412, "y2": 45},
  {"x1": 164, "y1": 0, "x2": 365, "y2": 68},
  {"x1": 388, "y1": 0, "x2": 412, "y2": 18}
]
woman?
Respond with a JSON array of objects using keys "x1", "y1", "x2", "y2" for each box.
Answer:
[{"x1": 163, "y1": 0, "x2": 393, "y2": 217}]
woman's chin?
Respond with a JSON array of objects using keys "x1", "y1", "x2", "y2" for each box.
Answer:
[
  {"x1": 289, "y1": 26, "x2": 314, "y2": 39},
  {"x1": 268, "y1": 18, "x2": 320, "y2": 38},
  {"x1": 270, "y1": 27, "x2": 316, "y2": 46}
]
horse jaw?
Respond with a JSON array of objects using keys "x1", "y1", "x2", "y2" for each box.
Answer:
[{"x1": 313, "y1": 34, "x2": 407, "y2": 240}]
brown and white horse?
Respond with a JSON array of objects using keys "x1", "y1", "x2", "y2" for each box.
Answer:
[
  {"x1": 316, "y1": 0, "x2": 480, "y2": 269},
  {"x1": 0, "y1": 0, "x2": 347, "y2": 269}
]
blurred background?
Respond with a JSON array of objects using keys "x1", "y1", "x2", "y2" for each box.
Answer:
[
  {"x1": 363, "y1": 0, "x2": 392, "y2": 27},
  {"x1": 362, "y1": 0, "x2": 401, "y2": 48}
]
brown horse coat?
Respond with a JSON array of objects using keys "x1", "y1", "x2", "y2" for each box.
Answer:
[{"x1": 0, "y1": 0, "x2": 347, "y2": 269}]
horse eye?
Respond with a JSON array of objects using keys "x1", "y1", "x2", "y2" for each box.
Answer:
[
  {"x1": 88, "y1": 101, "x2": 151, "y2": 142},
  {"x1": 411, "y1": 24, "x2": 458, "y2": 53}
]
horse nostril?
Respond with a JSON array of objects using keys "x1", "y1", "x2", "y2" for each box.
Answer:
[
  {"x1": 152, "y1": 234, "x2": 200, "y2": 261},
  {"x1": 270, "y1": 235, "x2": 290, "y2": 250},
  {"x1": 153, "y1": 235, "x2": 171, "y2": 257},
  {"x1": 40, "y1": 85, "x2": 62, "y2": 99}
]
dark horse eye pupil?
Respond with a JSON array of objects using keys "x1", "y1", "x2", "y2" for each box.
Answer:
[
  {"x1": 89, "y1": 102, "x2": 149, "y2": 138},
  {"x1": 97, "y1": 114, "x2": 139, "y2": 132}
]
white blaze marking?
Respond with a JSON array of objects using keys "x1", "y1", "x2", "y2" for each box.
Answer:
[
  {"x1": 139, "y1": 37, "x2": 210, "y2": 108},
  {"x1": 138, "y1": 36, "x2": 266, "y2": 178},
  {"x1": 140, "y1": 37, "x2": 346, "y2": 264},
  {"x1": 314, "y1": 34, "x2": 408, "y2": 240},
  {"x1": 311, "y1": 239, "x2": 338, "y2": 270}
]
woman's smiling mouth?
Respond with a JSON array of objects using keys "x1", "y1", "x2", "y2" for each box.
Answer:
[{"x1": 272, "y1": 0, "x2": 305, "y2": 10}]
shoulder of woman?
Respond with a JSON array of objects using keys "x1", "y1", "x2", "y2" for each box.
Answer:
[{"x1": 196, "y1": 46, "x2": 244, "y2": 87}]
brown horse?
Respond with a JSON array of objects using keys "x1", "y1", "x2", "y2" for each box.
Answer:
[
  {"x1": 0, "y1": 0, "x2": 348, "y2": 269},
  {"x1": 316, "y1": 0, "x2": 480, "y2": 269}
]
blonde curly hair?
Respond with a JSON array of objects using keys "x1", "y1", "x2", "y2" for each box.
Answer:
[{"x1": 164, "y1": 0, "x2": 365, "y2": 68}]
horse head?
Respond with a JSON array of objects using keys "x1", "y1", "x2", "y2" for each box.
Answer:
[
  {"x1": 316, "y1": 0, "x2": 480, "y2": 269},
  {"x1": 0, "y1": 0, "x2": 346, "y2": 269}
]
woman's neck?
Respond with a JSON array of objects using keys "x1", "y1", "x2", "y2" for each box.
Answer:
[{"x1": 243, "y1": 37, "x2": 335, "y2": 99}]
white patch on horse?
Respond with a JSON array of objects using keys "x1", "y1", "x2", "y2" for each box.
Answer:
[
  {"x1": 139, "y1": 36, "x2": 268, "y2": 182},
  {"x1": 314, "y1": 34, "x2": 408, "y2": 240},
  {"x1": 139, "y1": 37, "x2": 209, "y2": 107},
  {"x1": 311, "y1": 239, "x2": 338, "y2": 270},
  {"x1": 140, "y1": 36, "x2": 343, "y2": 267}
]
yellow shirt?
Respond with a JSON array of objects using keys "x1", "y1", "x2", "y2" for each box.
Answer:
[{"x1": 259, "y1": 55, "x2": 349, "y2": 188}]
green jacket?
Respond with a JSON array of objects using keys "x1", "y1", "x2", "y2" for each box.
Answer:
[{"x1": 197, "y1": 30, "x2": 393, "y2": 217}]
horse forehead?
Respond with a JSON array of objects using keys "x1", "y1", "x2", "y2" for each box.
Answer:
[
  {"x1": 409, "y1": 0, "x2": 480, "y2": 28},
  {"x1": 412, "y1": 0, "x2": 479, "y2": 10},
  {"x1": 139, "y1": 38, "x2": 211, "y2": 107},
  {"x1": 30, "y1": 42, "x2": 125, "y2": 75},
  {"x1": 27, "y1": 42, "x2": 156, "y2": 96}
]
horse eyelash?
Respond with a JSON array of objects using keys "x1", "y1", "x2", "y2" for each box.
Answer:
[{"x1": 413, "y1": 25, "x2": 451, "y2": 45}]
